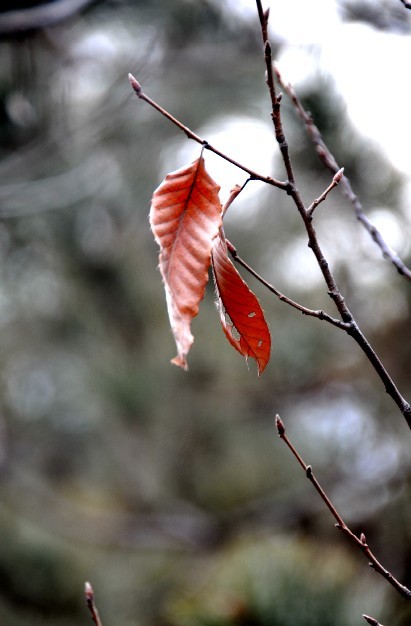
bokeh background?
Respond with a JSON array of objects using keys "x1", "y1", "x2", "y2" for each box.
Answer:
[{"x1": 0, "y1": 1, "x2": 411, "y2": 625}]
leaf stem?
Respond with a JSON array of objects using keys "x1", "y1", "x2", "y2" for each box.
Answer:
[{"x1": 275, "y1": 416, "x2": 411, "y2": 600}]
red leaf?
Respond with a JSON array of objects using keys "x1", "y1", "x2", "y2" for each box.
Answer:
[
  {"x1": 150, "y1": 157, "x2": 222, "y2": 369},
  {"x1": 211, "y1": 232, "x2": 271, "y2": 375}
]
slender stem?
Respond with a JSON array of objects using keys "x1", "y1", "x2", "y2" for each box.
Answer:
[
  {"x1": 307, "y1": 168, "x2": 344, "y2": 218},
  {"x1": 275, "y1": 416, "x2": 411, "y2": 600},
  {"x1": 85, "y1": 582, "x2": 104, "y2": 626},
  {"x1": 227, "y1": 240, "x2": 350, "y2": 331},
  {"x1": 128, "y1": 74, "x2": 288, "y2": 191},
  {"x1": 255, "y1": 0, "x2": 294, "y2": 184}
]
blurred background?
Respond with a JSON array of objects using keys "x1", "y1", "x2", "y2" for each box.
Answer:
[{"x1": 0, "y1": 0, "x2": 411, "y2": 624}]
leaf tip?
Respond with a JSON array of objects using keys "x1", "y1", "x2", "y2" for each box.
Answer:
[{"x1": 171, "y1": 354, "x2": 189, "y2": 371}]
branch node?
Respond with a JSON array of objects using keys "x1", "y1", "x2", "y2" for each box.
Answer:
[{"x1": 305, "y1": 465, "x2": 313, "y2": 478}]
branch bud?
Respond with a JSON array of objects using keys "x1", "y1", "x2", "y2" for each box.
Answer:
[
  {"x1": 275, "y1": 414, "x2": 285, "y2": 436},
  {"x1": 84, "y1": 581, "x2": 94, "y2": 606},
  {"x1": 128, "y1": 73, "x2": 142, "y2": 95},
  {"x1": 333, "y1": 167, "x2": 344, "y2": 184}
]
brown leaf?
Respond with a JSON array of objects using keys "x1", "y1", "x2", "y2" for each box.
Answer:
[
  {"x1": 211, "y1": 231, "x2": 271, "y2": 375},
  {"x1": 150, "y1": 157, "x2": 222, "y2": 369}
]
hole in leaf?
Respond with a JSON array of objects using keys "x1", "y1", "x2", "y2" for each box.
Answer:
[
  {"x1": 248, "y1": 311, "x2": 256, "y2": 317},
  {"x1": 258, "y1": 339, "x2": 263, "y2": 347}
]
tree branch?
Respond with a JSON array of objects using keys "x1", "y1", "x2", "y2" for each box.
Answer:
[
  {"x1": 128, "y1": 74, "x2": 288, "y2": 192},
  {"x1": 275, "y1": 415, "x2": 411, "y2": 601},
  {"x1": 273, "y1": 63, "x2": 411, "y2": 282},
  {"x1": 307, "y1": 168, "x2": 344, "y2": 218},
  {"x1": 226, "y1": 240, "x2": 351, "y2": 331},
  {"x1": 254, "y1": 2, "x2": 411, "y2": 430},
  {"x1": 255, "y1": 1, "x2": 295, "y2": 187},
  {"x1": 128, "y1": 5, "x2": 411, "y2": 430}
]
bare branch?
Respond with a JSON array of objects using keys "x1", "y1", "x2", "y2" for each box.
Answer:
[
  {"x1": 226, "y1": 240, "x2": 351, "y2": 331},
  {"x1": 274, "y1": 63, "x2": 411, "y2": 281},
  {"x1": 255, "y1": 0, "x2": 295, "y2": 184},
  {"x1": 275, "y1": 415, "x2": 411, "y2": 600},
  {"x1": 307, "y1": 168, "x2": 344, "y2": 218},
  {"x1": 128, "y1": 74, "x2": 288, "y2": 191},
  {"x1": 254, "y1": 11, "x2": 411, "y2": 430},
  {"x1": 85, "y1": 582, "x2": 104, "y2": 626}
]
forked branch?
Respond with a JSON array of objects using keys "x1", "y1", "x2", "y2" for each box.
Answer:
[
  {"x1": 275, "y1": 415, "x2": 411, "y2": 600},
  {"x1": 254, "y1": 2, "x2": 411, "y2": 429},
  {"x1": 128, "y1": 3, "x2": 411, "y2": 428}
]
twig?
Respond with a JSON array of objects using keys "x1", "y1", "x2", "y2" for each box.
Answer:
[
  {"x1": 274, "y1": 63, "x2": 411, "y2": 281},
  {"x1": 363, "y1": 616, "x2": 386, "y2": 626},
  {"x1": 85, "y1": 582, "x2": 104, "y2": 626},
  {"x1": 275, "y1": 415, "x2": 411, "y2": 600},
  {"x1": 400, "y1": 0, "x2": 411, "y2": 9},
  {"x1": 255, "y1": 2, "x2": 294, "y2": 185},
  {"x1": 255, "y1": 2, "x2": 411, "y2": 430},
  {"x1": 226, "y1": 240, "x2": 351, "y2": 331},
  {"x1": 307, "y1": 168, "x2": 344, "y2": 218},
  {"x1": 128, "y1": 74, "x2": 288, "y2": 192}
]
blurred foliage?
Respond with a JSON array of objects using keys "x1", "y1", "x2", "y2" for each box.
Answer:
[{"x1": 0, "y1": 1, "x2": 410, "y2": 625}]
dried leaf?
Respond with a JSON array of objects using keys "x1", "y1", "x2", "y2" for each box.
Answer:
[
  {"x1": 150, "y1": 157, "x2": 222, "y2": 369},
  {"x1": 212, "y1": 231, "x2": 271, "y2": 375}
]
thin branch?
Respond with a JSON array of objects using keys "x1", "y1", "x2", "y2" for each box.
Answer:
[
  {"x1": 400, "y1": 0, "x2": 411, "y2": 9},
  {"x1": 274, "y1": 63, "x2": 411, "y2": 281},
  {"x1": 128, "y1": 74, "x2": 288, "y2": 192},
  {"x1": 255, "y1": 1, "x2": 295, "y2": 184},
  {"x1": 254, "y1": 3, "x2": 411, "y2": 430},
  {"x1": 363, "y1": 616, "x2": 386, "y2": 626},
  {"x1": 85, "y1": 582, "x2": 104, "y2": 626},
  {"x1": 275, "y1": 415, "x2": 411, "y2": 601},
  {"x1": 226, "y1": 240, "x2": 351, "y2": 331},
  {"x1": 307, "y1": 168, "x2": 344, "y2": 218}
]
